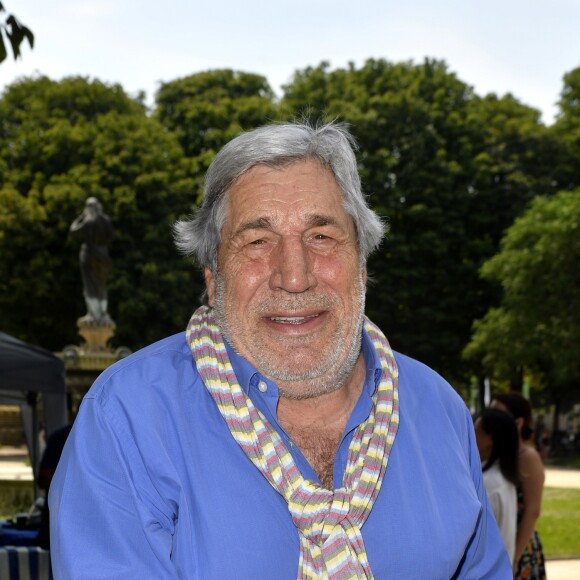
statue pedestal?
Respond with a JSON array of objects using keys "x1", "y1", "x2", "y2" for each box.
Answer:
[
  {"x1": 56, "y1": 318, "x2": 132, "y2": 413},
  {"x1": 77, "y1": 319, "x2": 116, "y2": 353}
]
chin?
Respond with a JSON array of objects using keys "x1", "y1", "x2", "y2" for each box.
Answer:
[
  {"x1": 254, "y1": 355, "x2": 325, "y2": 383},
  {"x1": 278, "y1": 379, "x2": 344, "y2": 400}
]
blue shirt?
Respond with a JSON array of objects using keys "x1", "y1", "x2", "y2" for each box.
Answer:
[{"x1": 50, "y1": 329, "x2": 511, "y2": 579}]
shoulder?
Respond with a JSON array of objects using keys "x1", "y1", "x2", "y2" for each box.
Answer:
[
  {"x1": 519, "y1": 444, "x2": 545, "y2": 480},
  {"x1": 394, "y1": 351, "x2": 468, "y2": 420},
  {"x1": 482, "y1": 467, "x2": 501, "y2": 498},
  {"x1": 392, "y1": 351, "x2": 474, "y2": 454},
  {"x1": 483, "y1": 462, "x2": 500, "y2": 482},
  {"x1": 483, "y1": 463, "x2": 510, "y2": 490}
]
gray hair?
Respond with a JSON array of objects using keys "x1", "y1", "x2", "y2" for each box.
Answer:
[{"x1": 174, "y1": 122, "x2": 385, "y2": 271}]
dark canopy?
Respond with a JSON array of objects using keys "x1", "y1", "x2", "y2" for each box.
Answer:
[
  {"x1": 0, "y1": 332, "x2": 68, "y2": 488},
  {"x1": 0, "y1": 332, "x2": 66, "y2": 395}
]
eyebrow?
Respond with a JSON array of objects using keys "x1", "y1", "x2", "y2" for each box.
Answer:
[
  {"x1": 234, "y1": 217, "x2": 272, "y2": 237},
  {"x1": 234, "y1": 214, "x2": 339, "y2": 238},
  {"x1": 306, "y1": 214, "x2": 338, "y2": 228}
]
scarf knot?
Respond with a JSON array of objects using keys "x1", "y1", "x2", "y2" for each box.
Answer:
[
  {"x1": 289, "y1": 483, "x2": 353, "y2": 546},
  {"x1": 186, "y1": 306, "x2": 399, "y2": 579}
]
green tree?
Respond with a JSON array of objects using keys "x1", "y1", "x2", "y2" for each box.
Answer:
[
  {"x1": 0, "y1": 76, "x2": 203, "y2": 351},
  {"x1": 463, "y1": 190, "x2": 580, "y2": 410},
  {"x1": 282, "y1": 58, "x2": 560, "y2": 386},
  {"x1": 555, "y1": 67, "x2": 580, "y2": 126},
  {"x1": 0, "y1": 2, "x2": 33, "y2": 62},
  {"x1": 550, "y1": 67, "x2": 580, "y2": 191},
  {"x1": 155, "y1": 69, "x2": 279, "y2": 201}
]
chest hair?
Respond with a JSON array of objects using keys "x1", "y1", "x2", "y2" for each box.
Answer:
[{"x1": 287, "y1": 426, "x2": 343, "y2": 489}]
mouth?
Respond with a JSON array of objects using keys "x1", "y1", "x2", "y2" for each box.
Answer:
[{"x1": 267, "y1": 314, "x2": 320, "y2": 325}]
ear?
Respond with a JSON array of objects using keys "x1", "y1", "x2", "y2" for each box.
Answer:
[
  {"x1": 515, "y1": 417, "x2": 524, "y2": 432},
  {"x1": 362, "y1": 264, "x2": 367, "y2": 286},
  {"x1": 204, "y1": 268, "x2": 216, "y2": 307}
]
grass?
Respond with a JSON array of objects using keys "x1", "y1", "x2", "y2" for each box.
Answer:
[{"x1": 537, "y1": 487, "x2": 580, "y2": 558}]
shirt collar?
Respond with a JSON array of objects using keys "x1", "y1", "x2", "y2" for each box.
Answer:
[
  {"x1": 360, "y1": 324, "x2": 384, "y2": 395},
  {"x1": 223, "y1": 338, "x2": 270, "y2": 395}
]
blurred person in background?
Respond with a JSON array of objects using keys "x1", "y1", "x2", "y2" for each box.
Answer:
[
  {"x1": 475, "y1": 408, "x2": 519, "y2": 565},
  {"x1": 492, "y1": 392, "x2": 546, "y2": 579}
]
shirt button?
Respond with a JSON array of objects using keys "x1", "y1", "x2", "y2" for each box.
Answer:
[{"x1": 258, "y1": 381, "x2": 268, "y2": 393}]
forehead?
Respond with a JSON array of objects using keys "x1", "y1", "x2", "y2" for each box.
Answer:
[{"x1": 224, "y1": 159, "x2": 353, "y2": 229}]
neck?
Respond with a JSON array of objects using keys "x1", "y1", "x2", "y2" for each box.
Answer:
[
  {"x1": 277, "y1": 355, "x2": 366, "y2": 488},
  {"x1": 277, "y1": 355, "x2": 366, "y2": 430}
]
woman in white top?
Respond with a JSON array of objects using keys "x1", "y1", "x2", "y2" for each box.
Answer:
[
  {"x1": 475, "y1": 408, "x2": 519, "y2": 565},
  {"x1": 492, "y1": 392, "x2": 546, "y2": 578}
]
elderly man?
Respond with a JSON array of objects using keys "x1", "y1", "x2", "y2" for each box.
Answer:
[{"x1": 51, "y1": 123, "x2": 511, "y2": 578}]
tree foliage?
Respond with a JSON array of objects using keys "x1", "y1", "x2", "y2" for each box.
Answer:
[
  {"x1": 0, "y1": 2, "x2": 33, "y2": 63},
  {"x1": 281, "y1": 58, "x2": 563, "y2": 385},
  {"x1": 550, "y1": 67, "x2": 580, "y2": 191},
  {"x1": 0, "y1": 63, "x2": 579, "y2": 405},
  {"x1": 0, "y1": 76, "x2": 202, "y2": 350},
  {"x1": 463, "y1": 191, "x2": 580, "y2": 408},
  {"x1": 155, "y1": 70, "x2": 279, "y2": 201}
]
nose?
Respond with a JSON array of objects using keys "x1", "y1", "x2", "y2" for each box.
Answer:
[{"x1": 269, "y1": 237, "x2": 316, "y2": 293}]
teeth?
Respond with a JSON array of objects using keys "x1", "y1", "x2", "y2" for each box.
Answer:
[{"x1": 270, "y1": 314, "x2": 318, "y2": 324}]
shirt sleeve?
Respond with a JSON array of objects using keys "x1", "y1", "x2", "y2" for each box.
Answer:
[
  {"x1": 452, "y1": 408, "x2": 513, "y2": 579},
  {"x1": 49, "y1": 395, "x2": 179, "y2": 579}
]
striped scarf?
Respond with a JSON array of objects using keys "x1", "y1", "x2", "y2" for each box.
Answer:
[{"x1": 186, "y1": 306, "x2": 399, "y2": 579}]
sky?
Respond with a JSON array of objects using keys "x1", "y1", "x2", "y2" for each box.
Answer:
[{"x1": 1, "y1": 0, "x2": 579, "y2": 125}]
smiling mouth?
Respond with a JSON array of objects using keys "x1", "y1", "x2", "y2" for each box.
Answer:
[{"x1": 268, "y1": 314, "x2": 320, "y2": 324}]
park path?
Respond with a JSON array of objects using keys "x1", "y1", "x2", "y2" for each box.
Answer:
[
  {"x1": 542, "y1": 467, "x2": 580, "y2": 580},
  {"x1": 545, "y1": 466, "x2": 580, "y2": 489}
]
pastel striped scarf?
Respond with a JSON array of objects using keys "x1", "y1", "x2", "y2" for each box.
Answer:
[{"x1": 186, "y1": 306, "x2": 399, "y2": 579}]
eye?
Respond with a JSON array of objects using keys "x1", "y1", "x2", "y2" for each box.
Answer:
[
  {"x1": 243, "y1": 236, "x2": 271, "y2": 256},
  {"x1": 311, "y1": 232, "x2": 334, "y2": 243},
  {"x1": 308, "y1": 231, "x2": 338, "y2": 253}
]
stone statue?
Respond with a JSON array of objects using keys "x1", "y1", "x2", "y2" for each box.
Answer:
[{"x1": 70, "y1": 197, "x2": 114, "y2": 324}]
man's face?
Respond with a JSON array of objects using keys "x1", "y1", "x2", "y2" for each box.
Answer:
[{"x1": 205, "y1": 159, "x2": 366, "y2": 399}]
